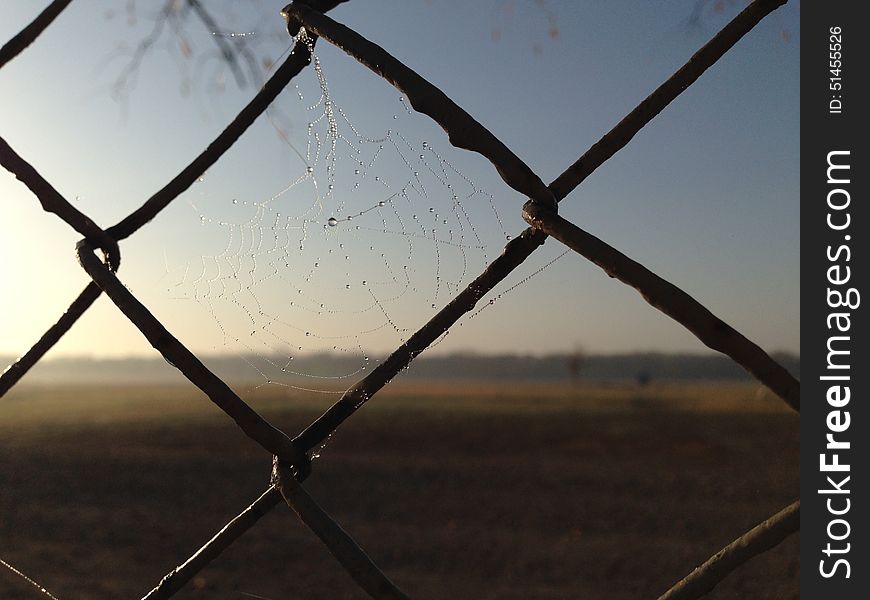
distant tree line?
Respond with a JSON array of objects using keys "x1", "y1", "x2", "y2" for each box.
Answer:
[{"x1": 8, "y1": 351, "x2": 799, "y2": 385}]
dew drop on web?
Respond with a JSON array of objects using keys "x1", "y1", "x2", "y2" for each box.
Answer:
[{"x1": 161, "y1": 37, "x2": 521, "y2": 421}]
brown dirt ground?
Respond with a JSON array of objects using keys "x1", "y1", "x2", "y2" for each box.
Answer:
[{"x1": 0, "y1": 382, "x2": 798, "y2": 599}]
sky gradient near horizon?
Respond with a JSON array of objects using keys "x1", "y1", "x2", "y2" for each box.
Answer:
[{"x1": 1, "y1": 0, "x2": 799, "y2": 364}]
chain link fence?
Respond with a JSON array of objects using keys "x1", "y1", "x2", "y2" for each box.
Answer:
[{"x1": 0, "y1": 1, "x2": 798, "y2": 598}]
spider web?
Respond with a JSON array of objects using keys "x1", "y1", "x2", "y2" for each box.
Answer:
[{"x1": 161, "y1": 30, "x2": 513, "y2": 393}]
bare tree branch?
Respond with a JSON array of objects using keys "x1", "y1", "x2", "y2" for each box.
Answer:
[
  {"x1": 109, "y1": 0, "x2": 179, "y2": 108},
  {"x1": 109, "y1": 0, "x2": 350, "y2": 106},
  {"x1": 106, "y1": 33, "x2": 316, "y2": 241},
  {"x1": 1, "y1": 22, "x2": 321, "y2": 400},
  {"x1": 185, "y1": 0, "x2": 253, "y2": 88}
]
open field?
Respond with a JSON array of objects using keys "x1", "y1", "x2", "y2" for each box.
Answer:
[{"x1": 1, "y1": 381, "x2": 798, "y2": 599}]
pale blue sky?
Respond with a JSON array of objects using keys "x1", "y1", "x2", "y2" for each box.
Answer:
[{"x1": 0, "y1": 0, "x2": 799, "y2": 361}]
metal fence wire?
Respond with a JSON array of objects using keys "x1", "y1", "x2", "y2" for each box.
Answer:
[{"x1": 0, "y1": 1, "x2": 799, "y2": 598}]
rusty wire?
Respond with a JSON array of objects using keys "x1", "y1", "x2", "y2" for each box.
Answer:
[
  {"x1": 522, "y1": 201, "x2": 800, "y2": 411},
  {"x1": 0, "y1": 0, "x2": 73, "y2": 69},
  {"x1": 1, "y1": 1, "x2": 798, "y2": 598},
  {"x1": 0, "y1": 8, "x2": 320, "y2": 394},
  {"x1": 658, "y1": 500, "x2": 800, "y2": 600}
]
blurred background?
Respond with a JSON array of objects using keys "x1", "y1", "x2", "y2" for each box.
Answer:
[
  {"x1": 0, "y1": 0, "x2": 799, "y2": 371},
  {"x1": 1, "y1": 1, "x2": 799, "y2": 598}
]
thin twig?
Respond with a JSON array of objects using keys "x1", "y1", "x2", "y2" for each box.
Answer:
[
  {"x1": 106, "y1": 31, "x2": 317, "y2": 241},
  {"x1": 657, "y1": 500, "x2": 799, "y2": 600},
  {"x1": 0, "y1": 15, "x2": 322, "y2": 401},
  {"x1": 136, "y1": 9, "x2": 350, "y2": 596},
  {"x1": 141, "y1": 487, "x2": 282, "y2": 600},
  {"x1": 273, "y1": 459, "x2": 411, "y2": 600},
  {"x1": 283, "y1": 2, "x2": 556, "y2": 210},
  {"x1": 109, "y1": 0, "x2": 177, "y2": 108},
  {"x1": 0, "y1": 283, "x2": 102, "y2": 397},
  {"x1": 186, "y1": 0, "x2": 251, "y2": 88},
  {"x1": 522, "y1": 202, "x2": 799, "y2": 411},
  {"x1": 0, "y1": 0, "x2": 73, "y2": 69},
  {"x1": 77, "y1": 242, "x2": 309, "y2": 476}
]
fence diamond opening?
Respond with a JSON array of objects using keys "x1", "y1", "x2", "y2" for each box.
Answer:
[{"x1": 0, "y1": 1, "x2": 798, "y2": 598}]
